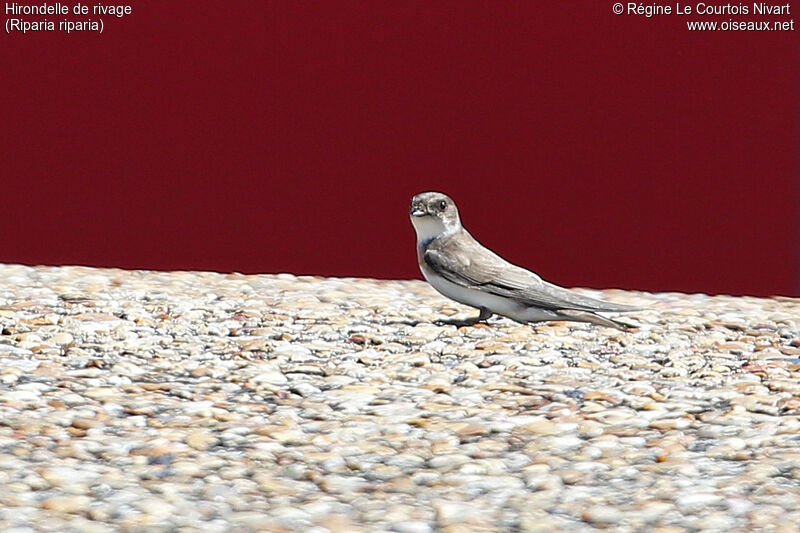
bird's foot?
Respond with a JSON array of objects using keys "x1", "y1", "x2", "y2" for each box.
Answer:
[
  {"x1": 387, "y1": 318, "x2": 487, "y2": 328},
  {"x1": 434, "y1": 317, "x2": 482, "y2": 327},
  {"x1": 386, "y1": 319, "x2": 424, "y2": 326},
  {"x1": 434, "y1": 308, "x2": 492, "y2": 327}
]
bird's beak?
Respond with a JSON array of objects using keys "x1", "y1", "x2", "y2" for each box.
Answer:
[{"x1": 410, "y1": 207, "x2": 426, "y2": 217}]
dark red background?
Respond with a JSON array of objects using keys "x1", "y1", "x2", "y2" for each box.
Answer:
[{"x1": 2, "y1": 2, "x2": 798, "y2": 296}]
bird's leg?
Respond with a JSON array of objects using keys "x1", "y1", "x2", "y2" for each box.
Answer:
[
  {"x1": 435, "y1": 307, "x2": 492, "y2": 327},
  {"x1": 476, "y1": 307, "x2": 492, "y2": 323}
]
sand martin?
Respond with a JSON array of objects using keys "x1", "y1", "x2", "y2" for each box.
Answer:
[{"x1": 409, "y1": 191, "x2": 640, "y2": 329}]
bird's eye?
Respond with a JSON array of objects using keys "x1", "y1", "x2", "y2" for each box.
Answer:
[{"x1": 438, "y1": 200, "x2": 447, "y2": 210}]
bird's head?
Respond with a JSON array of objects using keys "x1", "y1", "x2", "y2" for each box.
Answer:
[{"x1": 409, "y1": 191, "x2": 461, "y2": 241}]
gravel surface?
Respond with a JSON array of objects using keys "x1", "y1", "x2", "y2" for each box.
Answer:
[{"x1": 0, "y1": 263, "x2": 798, "y2": 532}]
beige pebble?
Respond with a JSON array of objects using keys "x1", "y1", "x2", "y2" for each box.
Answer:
[
  {"x1": 49, "y1": 332, "x2": 74, "y2": 345},
  {"x1": 185, "y1": 431, "x2": 219, "y2": 451},
  {"x1": 41, "y1": 495, "x2": 91, "y2": 513}
]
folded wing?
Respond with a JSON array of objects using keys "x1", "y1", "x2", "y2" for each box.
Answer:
[{"x1": 424, "y1": 231, "x2": 639, "y2": 313}]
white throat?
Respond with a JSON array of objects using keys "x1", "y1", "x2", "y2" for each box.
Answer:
[{"x1": 411, "y1": 215, "x2": 459, "y2": 244}]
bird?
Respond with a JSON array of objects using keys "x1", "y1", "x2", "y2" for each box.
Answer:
[{"x1": 409, "y1": 191, "x2": 640, "y2": 329}]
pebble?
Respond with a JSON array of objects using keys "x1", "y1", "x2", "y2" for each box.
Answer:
[
  {"x1": 392, "y1": 521, "x2": 433, "y2": 533},
  {"x1": 582, "y1": 506, "x2": 622, "y2": 525},
  {"x1": 40, "y1": 495, "x2": 91, "y2": 514},
  {"x1": 0, "y1": 264, "x2": 796, "y2": 532},
  {"x1": 186, "y1": 430, "x2": 219, "y2": 451},
  {"x1": 676, "y1": 492, "x2": 724, "y2": 512},
  {"x1": 49, "y1": 332, "x2": 74, "y2": 345}
]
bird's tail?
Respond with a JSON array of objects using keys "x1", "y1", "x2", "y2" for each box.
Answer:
[{"x1": 556, "y1": 309, "x2": 638, "y2": 331}]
